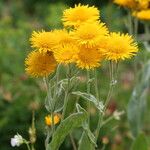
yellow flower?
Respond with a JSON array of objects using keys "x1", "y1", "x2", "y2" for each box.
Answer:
[
  {"x1": 113, "y1": 0, "x2": 137, "y2": 9},
  {"x1": 134, "y1": 9, "x2": 150, "y2": 20},
  {"x1": 30, "y1": 30, "x2": 57, "y2": 53},
  {"x1": 62, "y1": 4, "x2": 100, "y2": 27},
  {"x1": 25, "y1": 51, "x2": 57, "y2": 77},
  {"x1": 52, "y1": 29, "x2": 74, "y2": 47},
  {"x1": 101, "y1": 32, "x2": 138, "y2": 61},
  {"x1": 54, "y1": 44, "x2": 79, "y2": 64},
  {"x1": 45, "y1": 114, "x2": 60, "y2": 126},
  {"x1": 72, "y1": 22, "x2": 108, "y2": 48},
  {"x1": 75, "y1": 46, "x2": 103, "y2": 69},
  {"x1": 137, "y1": 0, "x2": 150, "y2": 10}
]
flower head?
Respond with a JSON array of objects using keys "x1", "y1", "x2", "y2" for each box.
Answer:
[
  {"x1": 25, "y1": 51, "x2": 57, "y2": 77},
  {"x1": 101, "y1": 32, "x2": 138, "y2": 61},
  {"x1": 54, "y1": 44, "x2": 79, "y2": 64},
  {"x1": 75, "y1": 46, "x2": 103, "y2": 69},
  {"x1": 53, "y1": 29, "x2": 73, "y2": 46},
  {"x1": 45, "y1": 114, "x2": 60, "y2": 126},
  {"x1": 51, "y1": 29, "x2": 75, "y2": 51},
  {"x1": 137, "y1": 0, "x2": 149, "y2": 10},
  {"x1": 113, "y1": 0, "x2": 137, "y2": 9},
  {"x1": 134, "y1": 9, "x2": 150, "y2": 20},
  {"x1": 62, "y1": 4, "x2": 100, "y2": 27},
  {"x1": 72, "y1": 22, "x2": 108, "y2": 48},
  {"x1": 30, "y1": 30, "x2": 57, "y2": 53},
  {"x1": 11, "y1": 134, "x2": 23, "y2": 147}
]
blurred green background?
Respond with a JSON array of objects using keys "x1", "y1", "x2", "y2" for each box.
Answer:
[{"x1": 0, "y1": 0, "x2": 149, "y2": 150}]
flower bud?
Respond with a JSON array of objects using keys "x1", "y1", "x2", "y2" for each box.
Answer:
[
  {"x1": 45, "y1": 114, "x2": 60, "y2": 126},
  {"x1": 102, "y1": 136, "x2": 109, "y2": 145}
]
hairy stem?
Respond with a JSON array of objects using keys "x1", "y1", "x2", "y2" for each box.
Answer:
[
  {"x1": 45, "y1": 127, "x2": 51, "y2": 150},
  {"x1": 128, "y1": 10, "x2": 133, "y2": 35},
  {"x1": 104, "y1": 61, "x2": 115, "y2": 110},
  {"x1": 31, "y1": 111, "x2": 36, "y2": 150},
  {"x1": 44, "y1": 76, "x2": 55, "y2": 150},
  {"x1": 94, "y1": 69, "x2": 102, "y2": 140},
  {"x1": 62, "y1": 64, "x2": 71, "y2": 120},
  {"x1": 87, "y1": 70, "x2": 91, "y2": 124},
  {"x1": 25, "y1": 142, "x2": 31, "y2": 150},
  {"x1": 95, "y1": 61, "x2": 116, "y2": 142},
  {"x1": 53, "y1": 64, "x2": 60, "y2": 109},
  {"x1": 134, "y1": 18, "x2": 138, "y2": 39},
  {"x1": 101, "y1": 144, "x2": 106, "y2": 150},
  {"x1": 69, "y1": 133, "x2": 77, "y2": 150},
  {"x1": 31, "y1": 145, "x2": 35, "y2": 150}
]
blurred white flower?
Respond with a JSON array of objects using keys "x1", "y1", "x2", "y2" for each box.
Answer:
[
  {"x1": 11, "y1": 134, "x2": 23, "y2": 147},
  {"x1": 113, "y1": 110, "x2": 125, "y2": 120}
]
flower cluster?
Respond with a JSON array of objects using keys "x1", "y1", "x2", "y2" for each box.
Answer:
[
  {"x1": 25, "y1": 4, "x2": 138, "y2": 77},
  {"x1": 114, "y1": 0, "x2": 150, "y2": 20}
]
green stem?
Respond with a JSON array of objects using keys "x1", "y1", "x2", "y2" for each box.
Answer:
[
  {"x1": 51, "y1": 113, "x2": 55, "y2": 134},
  {"x1": 95, "y1": 116, "x2": 102, "y2": 141},
  {"x1": 69, "y1": 133, "x2": 77, "y2": 150},
  {"x1": 133, "y1": 18, "x2": 138, "y2": 77},
  {"x1": 144, "y1": 24, "x2": 150, "y2": 60},
  {"x1": 87, "y1": 70, "x2": 91, "y2": 124},
  {"x1": 44, "y1": 77, "x2": 53, "y2": 111},
  {"x1": 134, "y1": 18, "x2": 138, "y2": 39},
  {"x1": 100, "y1": 116, "x2": 114, "y2": 127},
  {"x1": 31, "y1": 111, "x2": 36, "y2": 150},
  {"x1": 25, "y1": 142, "x2": 31, "y2": 150},
  {"x1": 62, "y1": 64, "x2": 71, "y2": 120},
  {"x1": 104, "y1": 61, "x2": 115, "y2": 110},
  {"x1": 145, "y1": 26, "x2": 150, "y2": 54},
  {"x1": 44, "y1": 77, "x2": 55, "y2": 135},
  {"x1": 87, "y1": 70, "x2": 90, "y2": 94},
  {"x1": 94, "y1": 69, "x2": 102, "y2": 140},
  {"x1": 94, "y1": 69, "x2": 99, "y2": 100},
  {"x1": 128, "y1": 10, "x2": 133, "y2": 35},
  {"x1": 95, "y1": 61, "x2": 115, "y2": 142},
  {"x1": 31, "y1": 145, "x2": 35, "y2": 150},
  {"x1": 145, "y1": 24, "x2": 149, "y2": 40},
  {"x1": 104, "y1": 84, "x2": 114, "y2": 112},
  {"x1": 53, "y1": 64, "x2": 60, "y2": 108},
  {"x1": 101, "y1": 144, "x2": 106, "y2": 150},
  {"x1": 45, "y1": 127, "x2": 51, "y2": 150}
]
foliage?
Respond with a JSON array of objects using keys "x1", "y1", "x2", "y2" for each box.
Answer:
[
  {"x1": 131, "y1": 133, "x2": 148, "y2": 150},
  {"x1": 127, "y1": 61, "x2": 150, "y2": 137},
  {"x1": 0, "y1": 0, "x2": 149, "y2": 150}
]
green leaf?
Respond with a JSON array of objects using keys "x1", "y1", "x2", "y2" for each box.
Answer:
[
  {"x1": 127, "y1": 61, "x2": 150, "y2": 137},
  {"x1": 58, "y1": 76, "x2": 78, "y2": 91},
  {"x1": 48, "y1": 104, "x2": 88, "y2": 150},
  {"x1": 76, "y1": 104, "x2": 97, "y2": 148},
  {"x1": 83, "y1": 124, "x2": 97, "y2": 147},
  {"x1": 45, "y1": 96, "x2": 53, "y2": 112},
  {"x1": 78, "y1": 132, "x2": 95, "y2": 150},
  {"x1": 72, "y1": 91, "x2": 104, "y2": 113},
  {"x1": 131, "y1": 133, "x2": 148, "y2": 150}
]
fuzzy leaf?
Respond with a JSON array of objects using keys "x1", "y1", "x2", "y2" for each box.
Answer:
[
  {"x1": 127, "y1": 61, "x2": 150, "y2": 137},
  {"x1": 72, "y1": 91, "x2": 104, "y2": 113},
  {"x1": 45, "y1": 96, "x2": 53, "y2": 112},
  {"x1": 48, "y1": 104, "x2": 88, "y2": 150},
  {"x1": 83, "y1": 124, "x2": 97, "y2": 147},
  {"x1": 78, "y1": 132, "x2": 95, "y2": 150},
  {"x1": 77, "y1": 104, "x2": 97, "y2": 148}
]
